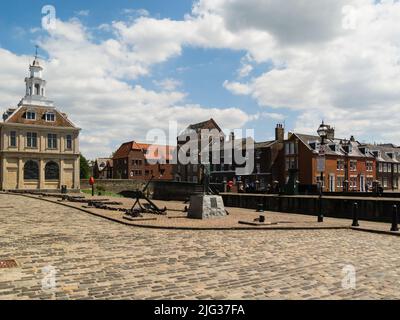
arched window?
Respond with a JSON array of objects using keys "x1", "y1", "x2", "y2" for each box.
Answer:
[
  {"x1": 24, "y1": 160, "x2": 39, "y2": 180},
  {"x1": 45, "y1": 161, "x2": 59, "y2": 180}
]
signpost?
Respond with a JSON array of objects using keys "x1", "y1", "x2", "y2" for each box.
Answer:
[
  {"x1": 317, "y1": 147, "x2": 326, "y2": 223},
  {"x1": 317, "y1": 156, "x2": 326, "y2": 173}
]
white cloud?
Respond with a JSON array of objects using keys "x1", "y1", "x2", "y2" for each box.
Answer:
[
  {"x1": 3, "y1": 0, "x2": 400, "y2": 158},
  {"x1": 194, "y1": 0, "x2": 350, "y2": 45},
  {"x1": 122, "y1": 8, "x2": 150, "y2": 17},
  {"x1": 0, "y1": 18, "x2": 252, "y2": 159},
  {"x1": 237, "y1": 64, "x2": 253, "y2": 78},
  {"x1": 153, "y1": 78, "x2": 182, "y2": 91},
  {"x1": 76, "y1": 10, "x2": 90, "y2": 17},
  {"x1": 259, "y1": 112, "x2": 286, "y2": 121},
  {"x1": 223, "y1": 80, "x2": 252, "y2": 95},
  {"x1": 193, "y1": 0, "x2": 400, "y2": 143}
]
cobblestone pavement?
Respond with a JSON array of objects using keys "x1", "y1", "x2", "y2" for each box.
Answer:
[
  {"x1": 1, "y1": 193, "x2": 400, "y2": 300},
  {"x1": 27, "y1": 193, "x2": 352, "y2": 230}
]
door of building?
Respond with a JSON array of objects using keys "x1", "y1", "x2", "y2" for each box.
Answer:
[
  {"x1": 329, "y1": 174, "x2": 335, "y2": 192},
  {"x1": 360, "y1": 175, "x2": 365, "y2": 192}
]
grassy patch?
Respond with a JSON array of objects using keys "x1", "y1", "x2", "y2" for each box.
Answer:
[{"x1": 81, "y1": 189, "x2": 124, "y2": 198}]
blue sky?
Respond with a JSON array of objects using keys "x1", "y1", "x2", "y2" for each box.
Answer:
[
  {"x1": 0, "y1": 1, "x2": 291, "y2": 146},
  {"x1": 1, "y1": 0, "x2": 400, "y2": 158}
]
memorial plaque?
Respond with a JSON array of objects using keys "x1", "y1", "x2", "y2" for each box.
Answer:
[
  {"x1": 188, "y1": 195, "x2": 227, "y2": 219},
  {"x1": 210, "y1": 197, "x2": 218, "y2": 208}
]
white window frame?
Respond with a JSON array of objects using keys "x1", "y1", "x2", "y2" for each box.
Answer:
[
  {"x1": 337, "y1": 176, "x2": 344, "y2": 188},
  {"x1": 350, "y1": 160, "x2": 357, "y2": 171},
  {"x1": 26, "y1": 111, "x2": 36, "y2": 120},
  {"x1": 66, "y1": 135, "x2": 73, "y2": 150},
  {"x1": 9, "y1": 131, "x2": 17, "y2": 148},
  {"x1": 26, "y1": 132, "x2": 38, "y2": 148},
  {"x1": 47, "y1": 133, "x2": 58, "y2": 149},
  {"x1": 45, "y1": 112, "x2": 56, "y2": 122}
]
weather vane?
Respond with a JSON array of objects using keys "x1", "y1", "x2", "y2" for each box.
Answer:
[{"x1": 35, "y1": 45, "x2": 39, "y2": 59}]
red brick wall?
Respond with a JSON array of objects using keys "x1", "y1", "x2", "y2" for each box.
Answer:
[
  {"x1": 128, "y1": 149, "x2": 174, "y2": 181},
  {"x1": 288, "y1": 134, "x2": 377, "y2": 192}
]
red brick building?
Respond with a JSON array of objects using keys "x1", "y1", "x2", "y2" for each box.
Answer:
[
  {"x1": 284, "y1": 131, "x2": 376, "y2": 192},
  {"x1": 362, "y1": 143, "x2": 400, "y2": 191},
  {"x1": 112, "y1": 141, "x2": 175, "y2": 181}
]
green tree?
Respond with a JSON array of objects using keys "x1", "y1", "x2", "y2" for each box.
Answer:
[{"x1": 80, "y1": 154, "x2": 91, "y2": 179}]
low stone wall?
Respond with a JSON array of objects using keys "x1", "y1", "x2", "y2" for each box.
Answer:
[
  {"x1": 152, "y1": 181, "x2": 202, "y2": 201},
  {"x1": 81, "y1": 179, "x2": 147, "y2": 194},
  {"x1": 221, "y1": 193, "x2": 400, "y2": 223},
  {"x1": 81, "y1": 179, "x2": 202, "y2": 201}
]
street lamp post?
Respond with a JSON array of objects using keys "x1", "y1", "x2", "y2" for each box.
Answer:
[
  {"x1": 342, "y1": 139, "x2": 350, "y2": 193},
  {"x1": 317, "y1": 121, "x2": 329, "y2": 223}
]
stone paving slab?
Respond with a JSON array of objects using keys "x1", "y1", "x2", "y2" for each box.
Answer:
[
  {"x1": 19, "y1": 192, "x2": 399, "y2": 234},
  {"x1": 1, "y1": 193, "x2": 400, "y2": 300}
]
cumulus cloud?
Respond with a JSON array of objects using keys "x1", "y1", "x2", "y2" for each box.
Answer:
[
  {"x1": 206, "y1": 0, "x2": 400, "y2": 143},
  {"x1": 0, "y1": 17, "x2": 252, "y2": 159},
  {"x1": 76, "y1": 10, "x2": 90, "y2": 17},
  {"x1": 223, "y1": 80, "x2": 252, "y2": 95},
  {"x1": 153, "y1": 78, "x2": 182, "y2": 91},
  {"x1": 3, "y1": 0, "x2": 400, "y2": 158},
  {"x1": 237, "y1": 64, "x2": 253, "y2": 78},
  {"x1": 195, "y1": 0, "x2": 349, "y2": 45}
]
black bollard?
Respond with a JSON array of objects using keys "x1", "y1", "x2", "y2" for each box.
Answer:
[
  {"x1": 256, "y1": 203, "x2": 264, "y2": 213},
  {"x1": 391, "y1": 205, "x2": 399, "y2": 232},
  {"x1": 259, "y1": 215, "x2": 265, "y2": 223},
  {"x1": 352, "y1": 202, "x2": 359, "y2": 227},
  {"x1": 318, "y1": 196, "x2": 324, "y2": 223}
]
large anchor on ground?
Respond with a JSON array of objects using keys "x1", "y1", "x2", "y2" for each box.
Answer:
[{"x1": 125, "y1": 175, "x2": 167, "y2": 217}]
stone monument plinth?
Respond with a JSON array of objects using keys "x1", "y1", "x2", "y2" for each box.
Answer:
[{"x1": 188, "y1": 194, "x2": 226, "y2": 219}]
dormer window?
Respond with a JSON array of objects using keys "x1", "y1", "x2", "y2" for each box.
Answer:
[
  {"x1": 343, "y1": 144, "x2": 353, "y2": 154},
  {"x1": 45, "y1": 112, "x2": 55, "y2": 122},
  {"x1": 26, "y1": 111, "x2": 36, "y2": 120},
  {"x1": 309, "y1": 141, "x2": 320, "y2": 151},
  {"x1": 329, "y1": 144, "x2": 339, "y2": 152},
  {"x1": 386, "y1": 152, "x2": 394, "y2": 160},
  {"x1": 372, "y1": 150, "x2": 381, "y2": 158}
]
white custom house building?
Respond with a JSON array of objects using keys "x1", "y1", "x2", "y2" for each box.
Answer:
[{"x1": 0, "y1": 55, "x2": 80, "y2": 191}]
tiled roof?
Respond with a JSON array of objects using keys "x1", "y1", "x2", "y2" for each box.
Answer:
[
  {"x1": 4, "y1": 106, "x2": 76, "y2": 128},
  {"x1": 363, "y1": 144, "x2": 400, "y2": 163},
  {"x1": 255, "y1": 140, "x2": 276, "y2": 148},
  {"x1": 113, "y1": 141, "x2": 176, "y2": 161},
  {"x1": 187, "y1": 118, "x2": 222, "y2": 132},
  {"x1": 113, "y1": 141, "x2": 134, "y2": 159},
  {"x1": 293, "y1": 133, "x2": 374, "y2": 158}
]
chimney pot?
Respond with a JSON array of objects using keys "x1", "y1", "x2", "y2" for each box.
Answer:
[{"x1": 275, "y1": 124, "x2": 285, "y2": 142}]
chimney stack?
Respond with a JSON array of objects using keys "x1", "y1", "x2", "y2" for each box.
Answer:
[
  {"x1": 327, "y1": 126, "x2": 335, "y2": 140},
  {"x1": 275, "y1": 124, "x2": 285, "y2": 142}
]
